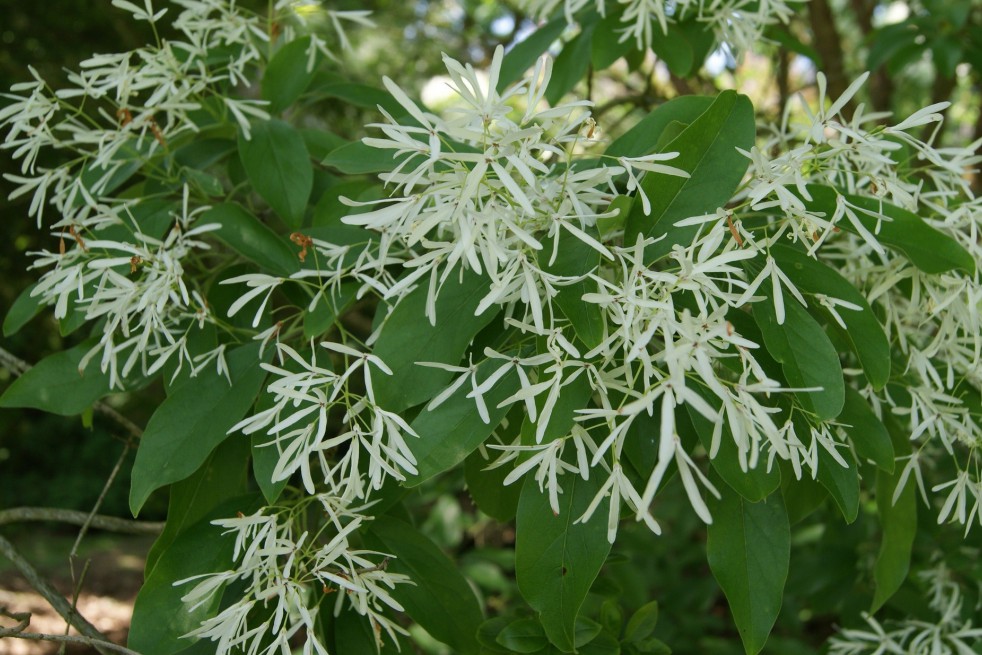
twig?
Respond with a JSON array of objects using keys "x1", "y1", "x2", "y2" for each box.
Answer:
[
  {"x1": 2, "y1": 631, "x2": 142, "y2": 655},
  {"x1": 0, "y1": 535, "x2": 114, "y2": 655},
  {"x1": 0, "y1": 345, "x2": 143, "y2": 440},
  {"x1": 72, "y1": 444, "x2": 134, "y2": 557},
  {"x1": 0, "y1": 507, "x2": 163, "y2": 534}
]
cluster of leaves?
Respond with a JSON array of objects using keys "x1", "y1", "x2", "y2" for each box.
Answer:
[{"x1": 2, "y1": 2, "x2": 982, "y2": 655}]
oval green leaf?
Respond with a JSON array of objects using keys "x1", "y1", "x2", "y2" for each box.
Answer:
[{"x1": 238, "y1": 119, "x2": 312, "y2": 228}]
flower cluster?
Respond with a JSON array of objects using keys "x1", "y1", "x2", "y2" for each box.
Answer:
[
  {"x1": 740, "y1": 71, "x2": 982, "y2": 532},
  {"x1": 0, "y1": 0, "x2": 370, "y2": 388},
  {"x1": 828, "y1": 562, "x2": 982, "y2": 654},
  {"x1": 230, "y1": 341, "x2": 419, "y2": 500},
  {"x1": 518, "y1": 0, "x2": 800, "y2": 54},
  {"x1": 177, "y1": 494, "x2": 411, "y2": 655}
]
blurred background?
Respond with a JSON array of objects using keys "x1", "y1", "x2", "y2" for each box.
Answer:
[{"x1": 0, "y1": 1, "x2": 979, "y2": 653}]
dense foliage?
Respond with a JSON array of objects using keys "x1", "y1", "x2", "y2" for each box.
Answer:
[{"x1": 2, "y1": 1, "x2": 982, "y2": 654}]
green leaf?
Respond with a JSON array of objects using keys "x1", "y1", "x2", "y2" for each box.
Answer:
[
  {"x1": 332, "y1": 603, "x2": 381, "y2": 655},
  {"x1": 684, "y1": 397, "x2": 780, "y2": 502},
  {"x1": 3, "y1": 284, "x2": 44, "y2": 337},
  {"x1": 238, "y1": 119, "x2": 312, "y2": 228},
  {"x1": 320, "y1": 82, "x2": 405, "y2": 116},
  {"x1": 477, "y1": 616, "x2": 513, "y2": 653},
  {"x1": 605, "y1": 96, "x2": 713, "y2": 158},
  {"x1": 802, "y1": 186, "x2": 975, "y2": 275},
  {"x1": 769, "y1": 244, "x2": 890, "y2": 389},
  {"x1": 578, "y1": 631, "x2": 621, "y2": 655},
  {"x1": 371, "y1": 271, "x2": 500, "y2": 412},
  {"x1": 408, "y1": 359, "x2": 520, "y2": 485},
  {"x1": 262, "y1": 36, "x2": 316, "y2": 114},
  {"x1": 201, "y1": 203, "x2": 299, "y2": 276},
  {"x1": 363, "y1": 516, "x2": 484, "y2": 654},
  {"x1": 539, "y1": 227, "x2": 605, "y2": 349},
  {"x1": 303, "y1": 282, "x2": 358, "y2": 339},
  {"x1": 546, "y1": 23, "x2": 596, "y2": 105},
  {"x1": 753, "y1": 295, "x2": 845, "y2": 421},
  {"x1": 498, "y1": 16, "x2": 567, "y2": 91},
  {"x1": 465, "y1": 447, "x2": 523, "y2": 522},
  {"x1": 322, "y1": 140, "x2": 409, "y2": 175},
  {"x1": 624, "y1": 601, "x2": 659, "y2": 643},
  {"x1": 815, "y1": 445, "x2": 860, "y2": 523},
  {"x1": 591, "y1": 11, "x2": 633, "y2": 69},
  {"x1": 129, "y1": 343, "x2": 269, "y2": 516},
  {"x1": 496, "y1": 618, "x2": 549, "y2": 653},
  {"x1": 871, "y1": 417, "x2": 916, "y2": 612},
  {"x1": 599, "y1": 599, "x2": 623, "y2": 637},
  {"x1": 128, "y1": 494, "x2": 263, "y2": 655},
  {"x1": 573, "y1": 617, "x2": 603, "y2": 649},
  {"x1": 516, "y1": 474, "x2": 612, "y2": 652},
  {"x1": 838, "y1": 386, "x2": 894, "y2": 472},
  {"x1": 624, "y1": 91, "x2": 755, "y2": 261},
  {"x1": 145, "y1": 436, "x2": 251, "y2": 576},
  {"x1": 650, "y1": 25, "x2": 694, "y2": 77},
  {"x1": 706, "y1": 490, "x2": 789, "y2": 655},
  {"x1": 520, "y1": 373, "x2": 593, "y2": 445},
  {"x1": 0, "y1": 341, "x2": 110, "y2": 416}
]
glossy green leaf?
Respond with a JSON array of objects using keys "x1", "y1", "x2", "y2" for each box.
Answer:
[
  {"x1": 477, "y1": 616, "x2": 512, "y2": 653},
  {"x1": 578, "y1": 632, "x2": 621, "y2": 655},
  {"x1": 624, "y1": 601, "x2": 659, "y2": 643},
  {"x1": 802, "y1": 185, "x2": 975, "y2": 275},
  {"x1": 599, "y1": 599, "x2": 623, "y2": 637},
  {"x1": 707, "y1": 490, "x2": 789, "y2": 655},
  {"x1": 573, "y1": 617, "x2": 603, "y2": 649},
  {"x1": 262, "y1": 36, "x2": 315, "y2": 114},
  {"x1": 371, "y1": 271, "x2": 500, "y2": 411},
  {"x1": 238, "y1": 119, "x2": 312, "y2": 228},
  {"x1": 605, "y1": 96, "x2": 713, "y2": 158},
  {"x1": 408, "y1": 359, "x2": 520, "y2": 485},
  {"x1": 872, "y1": 416, "x2": 916, "y2": 612},
  {"x1": 0, "y1": 340, "x2": 110, "y2": 416},
  {"x1": 496, "y1": 618, "x2": 549, "y2": 654},
  {"x1": 816, "y1": 445, "x2": 860, "y2": 523},
  {"x1": 303, "y1": 282, "x2": 358, "y2": 339},
  {"x1": 838, "y1": 386, "x2": 894, "y2": 472},
  {"x1": 546, "y1": 23, "x2": 596, "y2": 105},
  {"x1": 769, "y1": 243, "x2": 890, "y2": 390},
  {"x1": 464, "y1": 447, "x2": 523, "y2": 522},
  {"x1": 363, "y1": 516, "x2": 484, "y2": 654},
  {"x1": 539, "y1": 227, "x2": 605, "y2": 349},
  {"x1": 516, "y1": 474, "x2": 611, "y2": 652},
  {"x1": 145, "y1": 436, "x2": 251, "y2": 575},
  {"x1": 320, "y1": 82, "x2": 405, "y2": 116},
  {"x1": 753, "y1": 295, "x2": 845, "y2": 421},
  {"x1": 591, "y1": 11, "x2": 633, "y2": 69},
  {"x1": 201, "y1": 202, "x2": 299, "y2": 276},
  {"x1": 520, "y1": 373, "x2": 593, "y2": 445},
  {"x1": 498, "y1": 16, "x2": 567, "y2": 91},
  {"x1": 129, "y1": 343, "x2": 269, "y2": 516},
  {"x1": 649, "y1": 25, "x2": 694, "y2": 77},
  {"x1": 332, "y1": 603, "x2": 381, "y2": 655},
  {"x1": 685, "y1": 397, "x2": 781, "y2": 502},
  {"x1": 129, "y1": 494, "x2": 262, "y2": 655},
  {"x1": 624, "y1": 91, "x2": 755, "y2": 261},
  {"x1": 3, "y1": 284, "x2": 44, "y2": 337},
  {"x1": 322, "y1": 140, "x2": 409, "y2": 174}
]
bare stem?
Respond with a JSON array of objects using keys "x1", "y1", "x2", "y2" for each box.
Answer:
[
  {"x1": 1, "y1": 607, "x2": 141, "y2": 655},
  {"x1": 0, "y1": 507, "x2": 163, "y2": 534},
  {"x1": 0, "y1": 535, "x2": 114, "y2": 655}
]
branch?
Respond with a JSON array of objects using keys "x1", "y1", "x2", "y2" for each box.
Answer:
[
  {"x1": 0, "y1": 507, "x2": 163, "y2": 534},
  {"x1": 0, "y1": 345, "x2": 143, "y2": 440},
  {"x1": 0, "y1": 607, "x2": 141, "y2": 655},
  {"x1": 0, "y1": 534, "x2": 117, "y2": 655}
]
